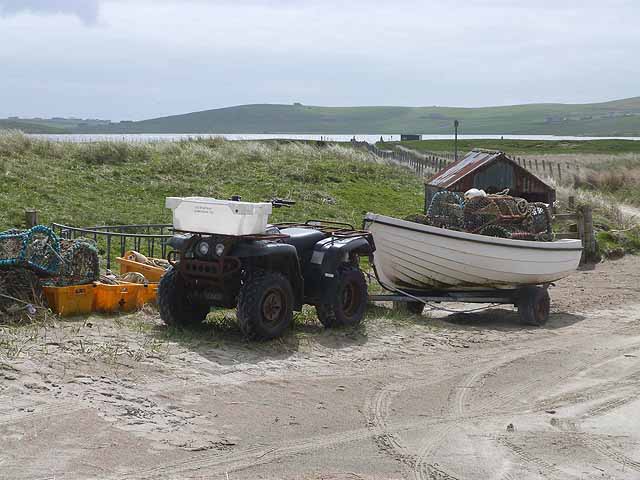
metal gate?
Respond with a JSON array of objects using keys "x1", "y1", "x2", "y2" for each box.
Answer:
[{"x1": 51, "y1": 223, "x2": 174, "y2": 270}]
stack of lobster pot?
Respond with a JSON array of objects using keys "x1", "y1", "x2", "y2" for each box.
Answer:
[{"x1": 424, "y1": 190, "x2": 554, "y2": 241}]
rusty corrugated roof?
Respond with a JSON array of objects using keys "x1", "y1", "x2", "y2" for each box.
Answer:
[{"x1": 428, "y1": 150, "x2": 503, "y2": 188}]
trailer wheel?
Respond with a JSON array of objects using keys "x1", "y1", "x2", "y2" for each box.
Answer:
[
  {"x1": 316, "y1": 266, "x2": 367, "y2": 328},
  {"x1": 517, "y1": 286, "x2": 550, "y2": 326},
  {"x1": 237, "y1": 270, "x2": 294, "y2": 340},
  {"x1": 158, "y1": 266, "x2": 210, "y2": 327}
]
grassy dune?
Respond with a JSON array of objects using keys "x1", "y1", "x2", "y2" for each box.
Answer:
[{"x1": 0, "y1": 131, "x2": 423, "y2": 231}]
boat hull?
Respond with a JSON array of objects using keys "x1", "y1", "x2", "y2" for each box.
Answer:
[{"x1": 364, "y1": 213, "x2": 583, "y2": 290}]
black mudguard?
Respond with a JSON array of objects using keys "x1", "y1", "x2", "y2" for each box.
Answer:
[
  {"x1": 167, "y1": 234, "x2": 194, "y2": 252},
  {"x1": 231, "y1": 241, "x2": 305, "y2": 310},
  {"x1": 307, "y1": 235, "x2": 375, "y2": 304}
]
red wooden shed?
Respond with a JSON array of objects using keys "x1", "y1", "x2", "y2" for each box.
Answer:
[{"x1": 425, "y1": 149, "x2": 556, "y2": 212}]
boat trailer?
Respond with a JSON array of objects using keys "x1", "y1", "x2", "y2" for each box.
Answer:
[{"x1": 368, "y1": 284, "x2": 552, "y2": 326}]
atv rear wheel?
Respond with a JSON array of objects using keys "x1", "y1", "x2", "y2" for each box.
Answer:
[
  {"x1": 237, "y1": 270, "x2": 294, "y2": 340},
  {"x1": 517, "y1": 286, "x2": 550, "y2": 326},
  {"x1": 316, "y1": 266, "x2": 368, "y2": 328},
  {"x1": 158, "y1": 266, "x2": 210, "y2": 327}
]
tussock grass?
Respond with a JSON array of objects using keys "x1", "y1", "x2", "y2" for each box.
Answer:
[
  {"x1": 539, "y1": 162, "x2": 640, "y2": 258},
  {"x1": 570, "y1": 155, "x2": 640, "y2": 207},
  {"x1": 0, "y1": 130, "x2": 423, "y2": 230}
]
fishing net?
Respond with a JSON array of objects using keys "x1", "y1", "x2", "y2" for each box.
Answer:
[
  {"x1": 0, "y1": 225, "x2": 61, "y2": 275},
  {"x1": 50, "y1": 239, "x2": 100, "y2": 286},
  {"x1": 424, "y1": 192, "x2": 554, "y2": 241},
  {"x1": 0, "y1": 267, "x2": 47, "y2": 323},
  {"x1": 426, "y1": 191, "x2": 464, "y2": 229},
  {"x1": 0, "y1": 226, "x2": 100, "y2": 284}
]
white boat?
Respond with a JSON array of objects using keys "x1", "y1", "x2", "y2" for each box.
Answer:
[{"x1": 364, "y1": 213, "x2": 583, "y2": 291}]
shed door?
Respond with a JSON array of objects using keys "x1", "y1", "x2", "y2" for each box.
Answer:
[{"x1": 473, "y1": 161, "x2": 514, "y2": 193}]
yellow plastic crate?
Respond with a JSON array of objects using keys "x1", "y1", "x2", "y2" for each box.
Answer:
[
  {"x1": 137, "y1": 283, "x2": 159, "y2": 307},
  {"x1": 116, "y1": 255, "x2": 166, "y2": 283},
  {"x1": 43, "y1": 284, "x2": 96, "y2": 317},
  {"x1": 93, "y1": 282, "x2": 142, "y2": 313}
]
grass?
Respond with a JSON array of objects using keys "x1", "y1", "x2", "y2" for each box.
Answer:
[
  {"x1": 379, "y1": 139, "x2": 640, "y2": 155},
  {"x1": 0, "y1": 131, "x2": 423, "y2": 231},
  {"x1": 572, "y1": 156, "x2": 640, "y2": 205}
]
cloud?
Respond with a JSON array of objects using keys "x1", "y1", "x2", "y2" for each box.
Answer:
[
  {"x1": 0, "y1": 0, "x2": 639, "y2": 118},
  {"x1": 0, "y1": 0, "x2": 100, "y2": 24}
]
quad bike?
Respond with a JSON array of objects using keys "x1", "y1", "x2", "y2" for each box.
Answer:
[{"x1": 158, "y1": 198, "x2": 375, "y2": 339}]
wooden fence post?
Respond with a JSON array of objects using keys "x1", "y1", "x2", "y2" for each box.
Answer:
[
  {"x1": 535, "y1": 159, "x2": 538, "y2": 170},
  {"x1": 557, "y1": 163, "x2": 562, "y2": 181},
  {"x1": 25, "y1": 209, "x2": 39, "y2": 228},
  {"x1": 577, "y1": 208, "x2": 585, "y2": 253},
  {"x1": 580, "y1": 205, "x2": 596, "y2": 263}
]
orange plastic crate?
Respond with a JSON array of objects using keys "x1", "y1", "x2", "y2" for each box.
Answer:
[
  {"x1": 137, "y1": 283, "x2": 159, "y2": 307},
  {"x1": 93, "y1": 282, "x2": 142, "y2": 313},
  {"x1": 116, "y1": 256, "x2": 166, "y2": 283},
  {"x1": 43, "y1": 284, "x2": 96, "y2": 317}
]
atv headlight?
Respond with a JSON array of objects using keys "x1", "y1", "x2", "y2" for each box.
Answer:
[
  {"x1": 197, "y1": 241, "x2": 210, "y2": 256},
  {"x1": 215, "y1": 243, "x2": 225, "y2": 257}
]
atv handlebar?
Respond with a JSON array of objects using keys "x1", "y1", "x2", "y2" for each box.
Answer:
[
  {"x1": 228, "y1": 195, "x2": 296, "y2": 208},
  {"x1": 271, "y1": 198, "x2": 296, "y2": 208}
]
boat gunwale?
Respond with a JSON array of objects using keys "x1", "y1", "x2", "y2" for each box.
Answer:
[{"x1": 365, "y1": 213, "x2": 584, "y2": 252}]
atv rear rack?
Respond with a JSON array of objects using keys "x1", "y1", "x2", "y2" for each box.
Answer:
[
  {"x1": 174, "y1": 219, "x2": 371, "y2": 241},
  {"x1": 273, "y1": 220, "x2": 371, "y2": 239}
]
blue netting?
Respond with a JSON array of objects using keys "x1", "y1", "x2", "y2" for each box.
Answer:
[{"x1": 0, "y1": 225, "x2": 61, "y2": 276}]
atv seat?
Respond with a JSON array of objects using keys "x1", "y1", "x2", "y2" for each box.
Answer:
[{"x1": 280, "y1": 227, "x2": 326, "y2": 253}]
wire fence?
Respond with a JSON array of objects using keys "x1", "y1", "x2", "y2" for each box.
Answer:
[{"x1": 357, "y1": 141, "x2": 581, "y2": 183}]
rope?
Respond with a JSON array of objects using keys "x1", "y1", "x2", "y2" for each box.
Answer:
[{"x1": 365, "y1": 268, "x2": 505, "y2": 315}]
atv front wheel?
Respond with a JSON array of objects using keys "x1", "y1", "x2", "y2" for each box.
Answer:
[
  {"x1": 158, "y1": 266, "x2": 210, "y2": 327},
  {"x1": 316, "y1": 266, "x2": 368, "y2": 328},
  {"x1": 237, "y1": 270, "x2": 294, "y2": 340}
]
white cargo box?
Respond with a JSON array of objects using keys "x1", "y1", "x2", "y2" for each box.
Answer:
[{"x1": 165, "y1": 197, "x2": 272, "y2": 235}]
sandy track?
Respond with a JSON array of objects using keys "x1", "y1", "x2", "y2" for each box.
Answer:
[{"x1": 1, "y1": 256, "x2": 640, "y2": 479}]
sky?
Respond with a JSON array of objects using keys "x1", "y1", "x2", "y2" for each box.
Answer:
[{"x1": 0, "y1": 0, "x2": 639, "y2": 120}]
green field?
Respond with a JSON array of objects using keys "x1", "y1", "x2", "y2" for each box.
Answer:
[
  {"x1": 0, "y1": 132, "x2": 423, "y2": 231},
  {"x1": 5, "y1": 96, "x2": 640, "y2": 136},
  {"x1": 379, "y1": 138, "x2": 640, "y2": 155}
]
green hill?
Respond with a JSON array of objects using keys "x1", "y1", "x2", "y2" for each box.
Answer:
[
  {"x1": 69, "y1": 97, "x2": 640, "y2": 136},
  {"x1": 0, "y1": 119, "x2": 69, "y2": 134}
]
